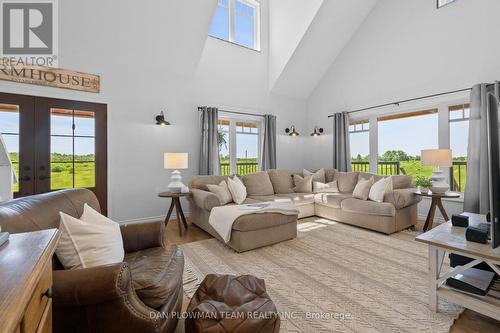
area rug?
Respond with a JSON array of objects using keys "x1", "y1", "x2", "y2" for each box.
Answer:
[{"x1": 180, "y1": 218, "x2": 462, "y2": 332}]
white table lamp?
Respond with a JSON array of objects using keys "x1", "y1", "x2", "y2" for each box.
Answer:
[
  {"x1": 164, "y1": 153, "x2": 189, "y2": 193},
  {"x1": 421, "y1": 149, "x2": 452, "y2": 194}
]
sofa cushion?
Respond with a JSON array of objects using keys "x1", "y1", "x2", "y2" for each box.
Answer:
[
  {"x1": 293, "y1": 174, "x2": 313, "y2": 193},
  {"x1": 383, "y1": 189, "x2": 422, "y2": 209},
  {"x1": 325, "y1": 168, "x2": 336, "y2": 182},
  {"x1": 369, "y1": 177, "x2": 393, "y2": 203},
  {"x1": 227, "y1": 176, "x2": 247, "y2": 204},
  {"x1": 191, "y1": 189, "x2": 221, "y2": 211},
  {"x1": 314, "y1": 193, "x2": 352, "y2": 208},
  {"x1": 313, "y1": 180, "x2": 339, "y2": 193},
  {"x1": 206, "y1": 180, "x2": 233, "y2": 204},
  {"x1": 232, "y1": 212, "x2": 297, "y2": 232},
  {"x1": 247, "y1": 195, "x2": 279, "y2": 202},
  {"x1": 303, "y1": 168, "x2": 326, "y2": 183},
  {"x1": 242, "y1": 171, "x2": 275, "y2": 196},
  {"x1": 124, "y1": 245, "x2": 183, "y2": 309},
  {"x1": 358, "y1": 172, "x2": 384, "y2": 183},
  {"x1": 267, "y1": 169, "x2": 294, "y2": 194},
  {"x1": 353, "y1": 177, "x2": 374, "y2": 200},
  {"x1": 333, "y1": 171, "x2": 359, "y2": 193},
  {"x1": 190, "y1": 175, "x2": 226, "y2": 191},
  {"x1": 391, "y1": 175, "x2": 413, "y2": 189},
  {"x1": 275, "y1": 193, "x2": 315, "y2": 206},
  {"x1": 341, "y1": 198, "x2": 396, "y2": 217}
]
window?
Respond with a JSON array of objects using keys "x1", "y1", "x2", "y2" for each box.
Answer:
[
  {"x1": 209, "y1": 0, "x2": 261, "y2": 51},
  {"x1": 349, "y1": 120, "x2": 370, "y2": 172},
  {"x1": 378, "y1": 109, "x2": 438, "y2": 177},
  {"x1": 449, "y1": 104, "x2": 469, "y2": 192},
  {"x1": 218, "y1": 117, "x2": 261, "y2": 175},
  {"x1": 0, "y1": 104, "x2": 20, "y2": 193},
  {"x1": 437, "y1": 0, "x2": 456, "y2": 8}
]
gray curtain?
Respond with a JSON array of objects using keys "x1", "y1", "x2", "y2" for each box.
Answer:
[
  {"x1": 332, "y1": 112, "x2": 352, "y2": 172},
  {"x1": 261, "y1": 114, "x2": 277, "y2": 170},
  {"x1": 464, "y1": 82, "x2": 500, "y2": 213},
  {"x1": 198, "y1": 107, "x2": 220, "y2": 175}
]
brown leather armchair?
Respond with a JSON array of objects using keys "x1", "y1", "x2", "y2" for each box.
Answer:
[{"x1": 0, "y1": 189, "x2": 184, "y2": 333}]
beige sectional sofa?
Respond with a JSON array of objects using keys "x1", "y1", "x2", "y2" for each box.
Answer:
[{"x1": 188, "y1": 169, "x2": 422, "y2": 249}]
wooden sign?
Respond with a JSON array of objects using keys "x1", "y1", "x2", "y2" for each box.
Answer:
[{"x1": 0, "y1": 63, "x2": 100, "y2": 93}]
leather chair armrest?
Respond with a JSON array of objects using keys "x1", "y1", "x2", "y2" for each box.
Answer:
[
  {"x1": 53, "y1": 262, "x2": 133, "y2": 307},
  {"x1": 120, "y1": 220, "x2": 164, "y2": 253},
  {"x1": 190, "y1": 188, "x2": 221, "y2": 211},
  {"x1": 384, "y1": 189, "x2": 422, "y2": 209}
]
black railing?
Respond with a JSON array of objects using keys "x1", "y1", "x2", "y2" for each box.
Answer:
[
  {"x1": 220, "y1": 162, "x2": 259, "y2": 176},
  {"x1": 450, "y1": 161, "x2": 467, "y2": 192},
  {"x1": 351, "y1": 161, "x2": 400, "y2": 175}
]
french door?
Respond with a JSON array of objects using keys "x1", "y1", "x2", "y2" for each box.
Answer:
[{"x1": 0, "y1": 93, "x2": 107, "y2": 214}]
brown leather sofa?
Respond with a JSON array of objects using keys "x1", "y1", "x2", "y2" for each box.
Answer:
[{"x1": 0, "y1": 189, "x2": 184, "y2": 333}]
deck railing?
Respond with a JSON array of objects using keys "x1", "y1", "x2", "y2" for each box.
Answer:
[
  {"x1": 351, "y1": 161, "x2": 400, "y2": 176},
  {"x1": 220, "y1": 162, "x2": 259, "y2": 176},
  {"x1": 450, "y1": 161, "x2": 467, "y2": 192}
]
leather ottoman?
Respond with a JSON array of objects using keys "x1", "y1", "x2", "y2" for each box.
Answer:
[{"x1": 185, "y1": 274, "x2": 280, "y2": 333}]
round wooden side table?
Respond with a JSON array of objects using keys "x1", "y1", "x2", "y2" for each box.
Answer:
[
  {"x1": 158, "y1": 191, "x2": 191, "y2": 236},
  {"x1": 414, "y1": 191, "x2": 460, "y2": 231}
]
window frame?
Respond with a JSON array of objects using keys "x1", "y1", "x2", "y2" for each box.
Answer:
[
  {"x1": 209, "y1": 0, "x2": 261, "y2": 52},
  {"x1": 218, "y1": 113, "x2": 263, "y2": 175}
]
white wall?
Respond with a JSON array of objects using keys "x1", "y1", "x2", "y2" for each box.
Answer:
[
  {"x1": 0, "y1": 0, "x2": 307, "y2": 222},
  {"x1": 306, "y1": 0, "x2": 500, "y2": 217}
]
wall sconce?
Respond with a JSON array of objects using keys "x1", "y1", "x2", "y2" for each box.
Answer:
[
  {"x1": 285, "y1": 125, "x2": 299, "y2": 136},
  {"x1": 155, "y1": 111, "x2": 171, "y2": 127},
  {"x1": 310, "y1": 126, "x2": 324, "y2": 136}
]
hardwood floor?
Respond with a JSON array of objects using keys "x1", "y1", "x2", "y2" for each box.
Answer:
[{"x1": 165, "y1": 217, "x2": 500, "y2": 332}]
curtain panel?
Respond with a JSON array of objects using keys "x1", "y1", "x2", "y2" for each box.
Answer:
[
  {"x1": 261, "y1": 114, "x2": 277, "y2": 170},
  {"x1": 198, "y1": 107, "x2": 220, "y2": 175},
  {"x1": 464, "y1": 82, "x2": 500, "y2": 213},
  {"x1": 332, "y1": 112, "x2": 352, "y2": 172}
]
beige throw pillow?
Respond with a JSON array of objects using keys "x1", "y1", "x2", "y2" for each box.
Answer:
[
  {"x1": 56, "y1": 204, "x2": 124, "y2": 270},
  {"x1": 207, "y1": 180, "x2": 233, "y2": 205},
  {"x1": 352, "y1": 177, "x2": 374, "y2": 200},
  {"x1": 369, "y1": 177, "x2": 393, "y2": 202},
  {"x1": 227, "y1": 176, "x2": 247, "y2": 204},
  {"x1": 313, "y1": 180, "x2": 339, "y2": 193},
  {"x1": 303, "y1": 168, "x2": 326, "y2": 183},
  {"x1": 293, "y1": 174, "x2": 313, "y2": 193}
]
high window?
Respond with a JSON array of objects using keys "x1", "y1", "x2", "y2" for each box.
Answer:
[
  {"x1": 349, "y1": 120, "x2": 370, "y2": 172},
  {"x1": 218, "y1": 116, "x2": 261, "y2": 175},
  {"x1": 449, "y1": 104, "x2": 470, "y2": 192},
  {"x1": 377, "y1": 109, "x2": 439, "y2": 177},
  {"x1": 209, "y1": 0, "x2": 261, "y2": 51}
]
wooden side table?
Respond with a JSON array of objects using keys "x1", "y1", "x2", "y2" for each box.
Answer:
[
  {"x1": 414, "y1": 191, "x2": 460, "y2": 231},
  {"x1": 159, "y1": 191, "x2": 190, "y2": 236}
]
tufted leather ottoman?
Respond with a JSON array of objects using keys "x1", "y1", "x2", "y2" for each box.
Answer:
[{"x1": 185, "y1": 274, "x2": 280, "y2": 333}]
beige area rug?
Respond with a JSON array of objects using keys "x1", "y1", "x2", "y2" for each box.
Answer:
[{"x1": 180, "y1": 218, "x2": 462, "y2": 333}]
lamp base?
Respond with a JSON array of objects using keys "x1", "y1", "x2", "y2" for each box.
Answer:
[
  {"x1": 167, "y1": 170, "x2": 189, "y2": 193},
  {"x1": 430, "y1": 168, "x2": 449, "y2": 194}
]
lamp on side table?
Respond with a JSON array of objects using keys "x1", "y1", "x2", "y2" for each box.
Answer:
[{"x1": 164, "y1": 152, "x2": 189, "y2": 193}]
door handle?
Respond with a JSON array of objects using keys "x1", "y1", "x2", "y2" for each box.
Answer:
[{"x1": 39, "y1": 175, "x2": 50, "y2": 180}]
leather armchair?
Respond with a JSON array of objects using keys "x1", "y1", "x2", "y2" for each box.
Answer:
[{"x1": 0, "y1": 189, "x2": 184, "y2": 333}]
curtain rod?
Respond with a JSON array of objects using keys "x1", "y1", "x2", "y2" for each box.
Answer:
[
  {"x1": 198, "y1": 107, "x2": 266, "y2": 118},
  {"x1": 327, "y1": 87, "x2": 472, "y2": 118}
]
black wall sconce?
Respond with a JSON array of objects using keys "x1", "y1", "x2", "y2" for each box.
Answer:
[
  {"x1": 310, "y1": 126, "x2": 324, "y2": 136},
  {"x1": 155, "y1": 111, "x2": 171, "y2": 127},
  {"x1": 285, "y1": 125, "x2": 299, "y2": 136}
]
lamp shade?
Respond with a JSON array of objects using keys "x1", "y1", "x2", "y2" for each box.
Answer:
[
  {"x1": 164, "y1": 153, "x2": 188, "y2": 169},
  {"x1": 421, "y1": 149, "x2": 452, "y2": 167}
]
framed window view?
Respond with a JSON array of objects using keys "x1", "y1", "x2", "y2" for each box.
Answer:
[{"x1": 437, "y1": 0, "x2": 457, "y2": 8}]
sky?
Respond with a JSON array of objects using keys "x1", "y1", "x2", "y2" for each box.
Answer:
[
  {"x1": 219, "y1": 132, "x2": 259, "y2": 159},
  {"x1": 209, "y1": 0, "x2": 255, "y2": 49}
]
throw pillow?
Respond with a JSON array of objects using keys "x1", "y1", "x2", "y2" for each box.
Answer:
[
  {"x1": 313, "y1": 180, "x2": 339, "y2": 193},
  {"x1": 56, "y1": 204, "x2": 124, "y2": 270},
  {"x1": 303, "y1": 168, "x2": 326, "y2": 183},
  {"x1": 227, "y1": 176, "x2": 247, "y2": 204},
  {"x1": 207, "y1": 180, "x2": 233, "y2": 205},
  {"x1": 368, "y1": 177, "x2": 393, "y2": 203},
  {"x1": 352, "y1": 177, "x2": 374, "y2": 201},
  {"x1": 293, "y1": 174, "x2": 313, "y2": 193}
]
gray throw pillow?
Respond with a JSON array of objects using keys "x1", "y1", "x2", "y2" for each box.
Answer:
[
  {"x1": 352, "y1": 177, "x2": 374, "y2": 200},
  {"x1": 293, "y1": 174, "x2": 313, "y2": 193}
]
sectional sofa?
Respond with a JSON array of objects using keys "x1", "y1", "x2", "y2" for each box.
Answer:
[{"x1": 188, "y1": 169, "x2": 421, "y2": 250}]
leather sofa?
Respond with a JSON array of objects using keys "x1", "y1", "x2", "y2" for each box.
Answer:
[
  {"x1": 189, "y1": 169, "x2": 422, "y2": 237},
  {"x1": 0, "y1": 189, "x2": 184, "y2": 333}
]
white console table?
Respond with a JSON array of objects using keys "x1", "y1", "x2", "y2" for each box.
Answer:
[{"x1": 416, "y1": 213, "x2": 500, "y2": 321}]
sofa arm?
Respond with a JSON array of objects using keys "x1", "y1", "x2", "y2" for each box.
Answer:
[
  {"x1": 190, "y1": 188, "x2": 221, "y2": 211},
  {"x1": 120, "y1": 220, "x2": 164, "y2": 253},
  {"x1": 384, "y1": 189, "x2": 422, "y2": 209}
]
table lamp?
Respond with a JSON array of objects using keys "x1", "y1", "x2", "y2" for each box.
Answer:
[
  {"x1": 421, "y1": 149, "x2": 452, "y2": 194},
  {"x1": 164, "y1": 153, "x2": 189, "y2": 193}
]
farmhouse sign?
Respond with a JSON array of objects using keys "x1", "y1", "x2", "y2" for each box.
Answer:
[{"x1": 0, "y1": 63, "x2": 100, "y2": 93}]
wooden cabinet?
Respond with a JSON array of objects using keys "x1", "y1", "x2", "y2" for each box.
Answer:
[{"x1": 0, "y1": 229, "x2": 60, "y2": 333}]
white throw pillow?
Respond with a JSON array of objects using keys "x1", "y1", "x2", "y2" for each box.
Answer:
[
  {"x1": 303, "y1": 168, "x2": 326, "y2": 183},
  {"x1": 352, "y1": 177, "x2": 374, "y2": 201},
  {"x1": 56, "y1": 204, "x2": 124, "y2": 270},
  {"x1": 227, "y1": 176, "x2": 247, "y2": 204},
  {"x1": 313, "y1": 180, "x2": 339, "y2": 193},
  {"x1": 368, "y1": 177, "x2": 393, "y2": 203},
  {"x1": 207, "y1": 180, "x2": 233, "y2": 204}
]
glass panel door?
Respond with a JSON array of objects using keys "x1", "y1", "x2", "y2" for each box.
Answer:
[{"x1": 0, "y1": 104, "x2": 20, "y2": 193}]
